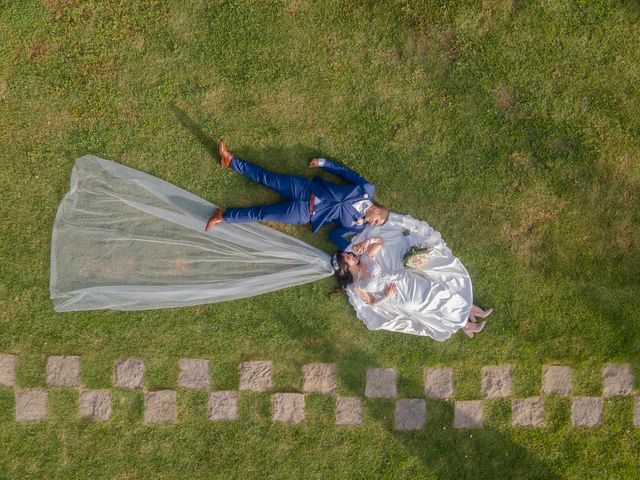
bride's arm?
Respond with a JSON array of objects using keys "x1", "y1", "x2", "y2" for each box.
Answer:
[
  {"x1": 365, "y1": 237, "x2": 384, "y2": 257},
  {"x1": 354, "y1": 287, "x2": 375, "y2": 305},
  {"x1": 355, "y1": 283, "x2": 396, "y2": 306},
  {"x1": 351, "y1": 237, "x2": 384, "y2": 257}
]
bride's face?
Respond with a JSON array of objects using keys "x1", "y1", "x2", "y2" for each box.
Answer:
[{"x1": 341, "y1": 251, "x2": 359, "y2": 269}]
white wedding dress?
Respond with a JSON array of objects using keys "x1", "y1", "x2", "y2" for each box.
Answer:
[{"x1": 345, "y1": 213, "x2": 473, "y2": 341}]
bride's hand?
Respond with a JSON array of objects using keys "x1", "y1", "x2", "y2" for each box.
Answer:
[
  {"x1": 355, "y1": 287, "x2": 374, "y2": 305},
  {"x1": 351, "y1": 240, "x2": 369, "y2": 254},
  {"x1": 384, "y1": 283, "x2": 397, "y2": 298}
]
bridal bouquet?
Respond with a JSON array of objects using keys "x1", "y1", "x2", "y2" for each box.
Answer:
[{"x1": 403, "y1": 245, "x2": 433, "y2": 269}]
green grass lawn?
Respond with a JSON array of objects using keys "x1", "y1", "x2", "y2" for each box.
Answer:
[{"x1": 1, "y1": 0, "x2": 639, "y2": 478}]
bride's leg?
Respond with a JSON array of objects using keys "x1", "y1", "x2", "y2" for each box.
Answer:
[
  {"x1": 469, "y1": 304, "x2": 493, "y2": 322},
  {"x1": 463, "y1": 320, "x2": 486, "y2": 336},
  {"x1": 469, "y1": 304, "x2": 480, "y2": 323}
]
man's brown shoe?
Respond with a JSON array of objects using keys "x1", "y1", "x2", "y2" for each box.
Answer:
[
  {"x1": 205, "y1": 209, "x2": 225, "y2": 231},
  {"x1": 219, "y1": 140, "x2": 233, "y2": 168}
]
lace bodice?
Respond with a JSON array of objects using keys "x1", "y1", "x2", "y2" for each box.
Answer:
[{"x1": 352, "y1": 254, "x2": 400, "y2": 298}]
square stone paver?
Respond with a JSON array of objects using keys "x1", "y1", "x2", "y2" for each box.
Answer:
[
  {"x1": 79, "y1": 390, "x2": 112, "y2": 421},
  {"x1": 208, "y1": 391, "x2": 239, "y2": 421},
  {"x1": 0, "y1": 354, "x2": 16, "y2": 387},
  {"x1": 542, "y1": 365, "x2": 572, "y2": 396},
  {"x1": 15, "y1": 389, "x2": 48, "y2": 422},
  {"x1": 395, "y1": 399, "x2": 426, "y2": 430},
  {"x1": 602, "y1": 364, "x2": 634, "y2": 397},
  {"x1": 115, "y1": 358, "x2": 145, "y2": 389},
  {"x1": 482, "y1": 365, "x2": 513, "y2": 398},
  {"x1": 454, "y1": 400, "x2": 483, "y2": 429},
  {"x1": 46, "y1": 355, "x2": 81, "y2": 387},
  {"x1": 302, "y1": 363, "x2": 337, "y2": 395},
  {"x1": 336, "y1": 396, "x2": 363, "y2": 425},
  {"x1": 572, "y1": 397, "x2": 603, "y2": 427},
  {"x1": 144, "y1": 390, "x2": 177, "y2": 424},
  {"x1": 272, "y1": 393, "x2": 305, "y2": 423},
  {"x1": 365, "y1": 368, "x2": 397, "y2": 398},
  {"x1": 635, "y1": 397, "x2": 640, "y2": 428},
  {"x1": 239, "y1": 361, "x2": 272, "y2": 392},
  {"x1": 512, "y1": 397, "x2": 544, "y2": 427},
  {"x1": 178, "y1": 358, "x2": 210, "y2": 390},
  {"x1": 424, "y1": 367, "x2": 454, "y2": 399}
]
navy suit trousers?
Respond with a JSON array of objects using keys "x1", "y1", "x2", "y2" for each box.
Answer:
[{"x1": 224, "y1": 157, "x2": 313, "y2": 224}]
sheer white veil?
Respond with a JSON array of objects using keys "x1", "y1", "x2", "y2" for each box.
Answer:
[{"x1": 50, "y1": 155, "x2": 333, "y2": 311}]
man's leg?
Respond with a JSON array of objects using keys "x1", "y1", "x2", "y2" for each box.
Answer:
[
  {"x1": 230, "y1": 157, "x2": 312, "y2": 200},
  {"x1": 224, "y1": 199, "x2": 311, "y2": 224}
]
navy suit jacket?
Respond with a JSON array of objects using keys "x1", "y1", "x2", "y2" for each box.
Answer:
[{"x1": 310, "y1": 160, "x2": 375, "y2": 251}]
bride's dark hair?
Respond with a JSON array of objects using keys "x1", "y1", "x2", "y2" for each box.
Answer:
[{"x1": 328, "y1": 251, "x2": 354, "y2": 298}]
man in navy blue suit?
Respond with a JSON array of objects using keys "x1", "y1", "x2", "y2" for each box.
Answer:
[{"x1": 205, "y1": 141, "x2": 389, "y2": 250}]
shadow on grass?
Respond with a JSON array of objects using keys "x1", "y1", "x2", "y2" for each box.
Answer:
[
  {"x1": 170, "y1": 104, "x2": 219, "y2": 160},
  {"x1": 169, "y1": 104, "x2": 321, "y2": 173}
]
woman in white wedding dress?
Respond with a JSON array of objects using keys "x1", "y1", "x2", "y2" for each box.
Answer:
[{"x1": 331, "y1": 213, "x2": 491, "y2": 340}]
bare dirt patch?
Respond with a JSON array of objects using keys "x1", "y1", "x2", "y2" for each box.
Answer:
[
  {"x1": 502, "y1": 186, "x2": 564, "y2": 264},
  {"x1": 0, "y1": 79, "x2": 8, "y2": 100},
  {"x1": 43, "y1": 0, "x2": 76, "y2": 20},
  {"x1": 438, "y1": 29, "x2": 456, "y2": 65},
  {"x1": 132, "y1": 34, "x2": 145, "y2": 51},
  {"x1": 407, "y1": 31, "x2": 429, "y2": 63},
  {"x1": 27, "y1": 39, "x2": 48, "y2": 61},
  {"x1": 495, "y1": 87, "x2": 517, "y2": 111}
]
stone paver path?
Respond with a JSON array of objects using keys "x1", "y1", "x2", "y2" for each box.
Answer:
[
  {"x1": 0, "y1": 354, "x2": 16, "y2": 387},
  {"x1": 239, "y1": 361, "x2": 272, "y2": 392},
  {"x1": 336, "y1": 397, "x2": 363, "y2": 425},
  {"x1": 15, "y1": 389, "x2": 48, "y2": 422},
  {"x1": 46, "y1": 355, "x2": 81, "y2": 387},
  {"x1": 144, "y1": 390, "x2": 177, "y2": 424},
  {"x1": 79, "y1": 390, "x2": 112, "y2": 421},
  {"x1": 482, "y1": 365, "x2": 513, "y2": 398},
  {"x1": 572, "y1": 397, "x2": 603, "y2": 427},
  {"x1": 395, "y1": 399, "x2": 426, "y2": 430},
  {"x1": 454, "y1": 400, "x2": 483, "y2": 429},
  {"x1": 602, "y1": 364, "x2": 634, "y2": 397},
  {"x1": 542, "y1": 365, "x2": 572, "y2": 396},
  {"x1": 512, "y1": 397, "x2": 544, "y2": 427},
  {"x1": 272, "y1": 393, "x2": 304, "y2": 423},
  {"x1": 115, "y1": 358, "x2": 145, "y2": 389},
  {"x1": 1, "y1": 353, "x2": 637, "y2": 428},
  {"x1": 208, "y1": 391, "x2": 238, "y2": 421},
  {"x1": 424, "y1": 367, "x2": 454, "y2": 399},
  {"x1": 365, "y1": 368, "x2": 397, "y2": 398},
  {"x1": 178, "y1": 358, "x2": 210, "y2": 390},
  {"x1": 302, "y1": 363, "x2": 337, "y2": 395}
]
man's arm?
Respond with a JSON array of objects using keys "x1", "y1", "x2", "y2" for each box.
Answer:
[
  {"x1": 310, "y1": 158, "x2": 372, "y2": 187},
  {"x1": 329, "y1": 225, "x2": 363, "y2": 251}
]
